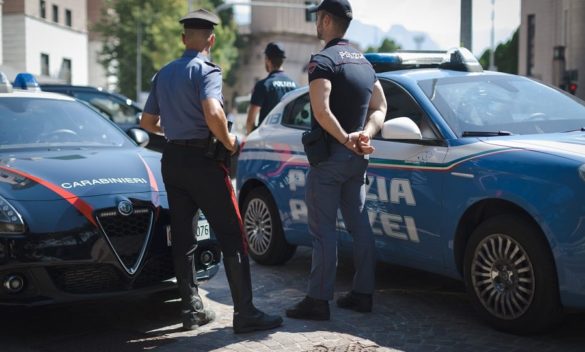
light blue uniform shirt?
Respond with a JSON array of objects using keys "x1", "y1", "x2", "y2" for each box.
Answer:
[{"x1": 143, "y1": 49, "x2": 223, "y2": 140}]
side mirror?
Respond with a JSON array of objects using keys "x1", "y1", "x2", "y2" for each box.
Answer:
[
  {"x1": 381, "y1": 117, "x2": 422, "y2": 140},
  {"x1": 127, "y1": 128, "x2": 150, "y2": 147}
]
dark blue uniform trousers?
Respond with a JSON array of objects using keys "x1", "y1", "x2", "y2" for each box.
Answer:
[{"x1": 306, "y1": 144, "x2": 376, "y2": 301}]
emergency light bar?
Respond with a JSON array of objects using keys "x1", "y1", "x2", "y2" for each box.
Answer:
[
  {"x1": 365, "y1": 47, "x2": 483, "y2": 73},
  {"x1": 13, "y1": 73, "x2": 41, "y2": 91},
  {"x1": 0, "y1": 71, "x2": 13, "y2": 93}
]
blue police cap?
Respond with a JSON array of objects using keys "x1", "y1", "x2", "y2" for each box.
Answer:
[
  {"x1": 264, "y1": 42, "x2": 286, "y2": 59},
  {"x1": 309, "y1": 0, "x2": 353, "y2": 21},
  {"x1": 179, "y1": 9, "x2": 220, "y2": 29}
]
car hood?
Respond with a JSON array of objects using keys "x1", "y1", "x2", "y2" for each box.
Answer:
[
  {"x1": 481, "y1": 133, "x2": 585, "y2": 162},
  {"x1": 0, "y1": 148, "x2": 163, "y2": 201}
]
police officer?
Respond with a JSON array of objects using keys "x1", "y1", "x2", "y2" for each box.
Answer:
[
  {"x1": 246, "y1": 42, "x2": 297, "y2": 134},
  {"x1": 286, "y1": 0, "x2": 387, "y2": 320},
  {"x1": 140, "y1": 9, "x2": 283, "y2": 333}
]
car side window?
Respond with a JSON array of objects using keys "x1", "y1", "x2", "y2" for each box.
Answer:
[
  {"x1": 73, "y1": 92, "x2": 139, "y2": 125},
  {"x1": 380, "y1": 80, "x2": 438, "y2": 140},
  {"x1": 282, "y1": 93, "x2": 311, "y2": 130}
]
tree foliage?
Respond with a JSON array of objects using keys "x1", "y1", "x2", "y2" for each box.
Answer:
[
  {"x1": 365, "y1": 38, "x2": 401, "y2": 53},
  {"x1": 94, "y1": 0, "x2": 238, "y2": 99},
  {"x1": 480, "y1": 28, "x2": 519, "y2": 74}
]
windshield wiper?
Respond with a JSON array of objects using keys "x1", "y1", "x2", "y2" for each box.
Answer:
[
  {"x1": 461, "y1": 131, "x2": 513, "y2": 137},
  {"x1": 563, "y1": 127, "x2": 585, "y2": 133}
]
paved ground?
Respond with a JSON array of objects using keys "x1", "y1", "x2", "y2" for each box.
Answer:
[{"x1": 3, "y1": 248, "x2": 585, "y2": 352}]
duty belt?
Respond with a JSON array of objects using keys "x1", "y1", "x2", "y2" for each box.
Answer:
[{"x1": 168, "y1": 138, "x2": 208, "y2": 148}]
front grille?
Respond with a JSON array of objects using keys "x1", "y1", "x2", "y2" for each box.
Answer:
[
  {"x1": 96, "y1": 207, "x2": 153, "y2": 274},
  {"x1": 48, "y1": 265, "x2": 124, "y2": 294},
  {"x1": 134, "y1": 255, "x2": 175, "y2": 288}
]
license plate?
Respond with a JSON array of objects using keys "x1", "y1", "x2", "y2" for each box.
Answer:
[
  {"x1": 195, "y1": 219, "x2": 211, "y2": 241},
  {"x1": 166, "y1": 218, "x2": 211, "y2": 247}
]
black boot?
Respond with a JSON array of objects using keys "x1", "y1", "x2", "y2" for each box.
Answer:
[
  {"x1": 336, "y1": 291, "x2": 373, "y2": 313},
  {"x1": 223, "y1": 254, "x2": 283, "y2": 334},
  {"x1": 285, "y1": 296, "x2": 330, "y2": 321},
  {"x1": 174, "y1": 246, "x2": 215, "y2": 331}
]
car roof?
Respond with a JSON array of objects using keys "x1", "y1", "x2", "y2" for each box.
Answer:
[{"x1": 0, "y1": 90, "x2": 76, "y2": 101}]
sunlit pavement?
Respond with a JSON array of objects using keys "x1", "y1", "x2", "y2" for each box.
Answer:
[{"x1": 3, "y1": 248, "x2": 585, "y2": 352}]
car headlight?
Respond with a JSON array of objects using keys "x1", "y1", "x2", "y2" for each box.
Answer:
[{"x1": 0, "y1": 195, "x2": 25, "y2": 234}]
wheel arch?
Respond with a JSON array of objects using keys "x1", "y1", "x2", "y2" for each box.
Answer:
[
  {"x1": 238, "y1": 178, "x2": 269, "y2": 210},
  {"x1": 453, "y1": 198, "x2": 556, "y2": 277}
]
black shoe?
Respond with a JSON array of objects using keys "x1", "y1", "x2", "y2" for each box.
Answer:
[
  {"x1": 285, "y1": 296, "x2": 330, "y2": 321},
  {"x1": 181, "y1": 309, "x2": 216, "y2": 331},
  {"x1": 336, "y1": 291, "x2": 372, "y2": 313},
  {"x1": 233, "y1": 306, "x2": 283, "y2": 334}
]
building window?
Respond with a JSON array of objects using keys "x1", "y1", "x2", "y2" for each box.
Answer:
[
  {"x1": 60, "y1": 59, "x2": 72, "y2": 83},
  {"x1": 65, "y1": 9, "x2": 72, "y2": 27},
  {"x1": 527, "y1": 14, "x2": 535, "y2": 76},
  {"x1": 52, "y1": 4, "x2": 59, "y2": 23},
  {"x1": 41, "y1": 54, "x2": 50, "y2": 76},
  {"x1": 40, "y1": 0, "x2": 46, "y2": 19}
]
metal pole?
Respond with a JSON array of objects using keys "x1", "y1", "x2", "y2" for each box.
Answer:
[
  {"x1": 489, "y1": 0, "x2": 497, "y2": 71},
  {"x1": 460, "y1": 0, "x2": 472, "y2": 50},
  {"x1": 136, "y1": 20, "x2": 142, "y2": 101}
]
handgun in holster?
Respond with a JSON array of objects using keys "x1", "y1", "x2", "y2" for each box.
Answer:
[{"x1": 204, "y1": 119, "x2": 239, "y2": 167}]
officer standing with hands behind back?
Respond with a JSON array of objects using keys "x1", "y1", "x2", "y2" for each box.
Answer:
[
  {"x1": 286, "y1": 0, "x2": 387, "y2": 321},
  {"x1": 246, "y1": 42, "x2": 297, "y2": 135},
  {"x1": 140, "y1": 9, "x2": 282, "y2": 333}
]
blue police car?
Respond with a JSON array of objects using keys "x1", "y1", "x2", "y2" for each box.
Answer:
[
  {"x1": 236, "y1": 48, "x2": 585, "y2": 333},
  {"x1": 0, "y1": 73, "x2": 220, "y2": 305}
]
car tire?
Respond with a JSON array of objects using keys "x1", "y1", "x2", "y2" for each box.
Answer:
[
  {"x1": 242, "y1": 187, "x2": 296, "y2": 265},
  {"x1": 463, "y1": 214, "x2": 563, "y2": 334}
]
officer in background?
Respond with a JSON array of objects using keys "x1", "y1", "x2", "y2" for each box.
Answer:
[
  {"x1": 286, "y1": 0, "x2": 387, "y2": 320},
  {"x1": 246, "y1": 42, "x2": 297, "y2": 134},
  {"x1": 140, "y1": 9, "x2": 282, "y2": 333}
]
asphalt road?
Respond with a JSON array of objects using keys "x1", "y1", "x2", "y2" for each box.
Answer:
[{"x1": 2, "y1": 248, "x2": 585, "y2": 352}]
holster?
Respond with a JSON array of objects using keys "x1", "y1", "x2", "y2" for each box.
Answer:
[
  {"x1": 204, "y1": 121, "x2": 238, "y2": 167},
  {"x1": 302, "y1": 125, "x2": 330, "y2": 166}
]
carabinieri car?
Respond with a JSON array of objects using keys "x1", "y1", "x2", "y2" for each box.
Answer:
[
  {"x1": 237, "y1": 48, "x2": 585, "y2": 333},
  {"x1": 0, "y1": 73, "x2": 221, "y2": 306}
]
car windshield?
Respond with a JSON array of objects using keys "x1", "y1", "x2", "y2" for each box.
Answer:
[
  {"x1": 418, "y1": 75, "x2": 585, "y2": 137},
  {"x1": 0, "y1": 97, "x2": 132, "y2": 149}
]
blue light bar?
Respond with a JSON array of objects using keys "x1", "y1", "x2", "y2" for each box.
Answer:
[
  {"x1": 13, "y1": 73, "x2": 41, "y2": 91},
  {"x1": 365, "y1": 47, "x2": 483, "y2": 73}
]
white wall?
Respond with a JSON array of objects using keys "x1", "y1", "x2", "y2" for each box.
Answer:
[
  {"x1": 4, "y1": 14, "x2": 87, "y2": 83},
  {"x1": 2, "y1": 15, "x2": 27, "y2": 73},
  {"x1": 25, "y1": 15, "x2": 88, "y2": 84},
  {"x1": 88, "y1": 40, "x2": 108, "y2": 88}
]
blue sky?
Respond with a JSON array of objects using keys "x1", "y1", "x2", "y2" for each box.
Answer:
[{"x1": 229, "y1": 0, "x2": 521, "y2": 55}]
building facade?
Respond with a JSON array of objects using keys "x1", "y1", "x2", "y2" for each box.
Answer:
[
  {"x1": 519, "y1": 0, "x2": 585, "y2": 99},
  {"x1": 227, "y1": 0, "x2": 322, "y2": 109},
  {"x1": 2, "y1": 0, "x2": 88, "y2": 84}
]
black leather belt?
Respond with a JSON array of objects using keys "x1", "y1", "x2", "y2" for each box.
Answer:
[{"x1": 168, "y1": 138, "x2": 208, "y2": 148}]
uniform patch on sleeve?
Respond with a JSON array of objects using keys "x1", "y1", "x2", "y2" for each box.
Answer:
[{"x1": 308, "y1": 62, "x2": 318, "y2": 74}]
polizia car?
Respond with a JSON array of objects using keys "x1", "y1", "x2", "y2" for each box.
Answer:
[
  {"x1": 237, "y1": 48, "x2": 585, "y2": 333},
  {"x1": 0, "y1": 73, "x2": 220, "y2": 305}
]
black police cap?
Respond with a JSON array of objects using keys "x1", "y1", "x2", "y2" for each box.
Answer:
[
  {"x1": 264, "y1": 42, "x2": 286, "y2": 59},
  {"x1": 309, "y1": 0, "x2": 353, "y2": 21},
  {"x1": 179, "y1": 9, "x2": 220, "y2": 29}
]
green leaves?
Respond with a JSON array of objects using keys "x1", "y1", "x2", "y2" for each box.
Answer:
[{"x1": 94, "y1": 0, "x2": 239, "y2": 99}]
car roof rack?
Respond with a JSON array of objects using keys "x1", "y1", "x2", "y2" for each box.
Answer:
[{"x1": 365, "y1": 47, "x2": 483, "y2": 73}]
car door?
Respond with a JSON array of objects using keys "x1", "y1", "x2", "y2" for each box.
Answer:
[
  {"x1": 272, "y1": 93, "x2": 314, "y2": 245},
  {"x1": 358, "y1": 78, "x2": 448, "y2": 269}
]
